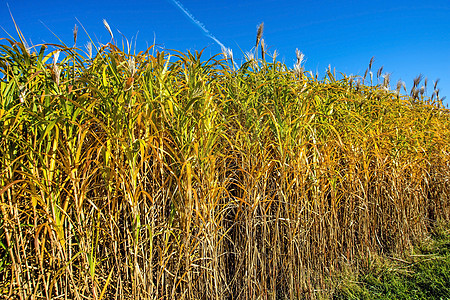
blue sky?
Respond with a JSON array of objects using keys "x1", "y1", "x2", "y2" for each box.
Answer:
[{"x1": 1, "y1": 0, "x2": 449, "y2": 106}]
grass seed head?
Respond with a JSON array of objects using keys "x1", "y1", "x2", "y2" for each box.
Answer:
[
  {"x1": 434, "y1": 78, "x2": 440, "y2": 90},
  {"x1": 377, "y1": 66, "x2": 383, "y2": 79},
  {"x1": 295, "y1": 48, "x2": 304, "y2": 66},
  {"x1": 52, "y1": 50, "x2": 61, "y2": 84},
  {"x1": 420, "y1": 86, "x2": 425, "y2": 96},
  {"x1": 294, "y1": 48, "x2": 304, "y2": 77},
  {"x1": 85, "y1": 42, "x2": 92, "y2": 59},
  {"x1": 18, "y1": 85, "x2": 26, "y2": 103},
  {"x1": 128, "y1": 56, "x2": 136, "y2": 76},
  {"x1": 369, "y1": 56, "x2": 375, "y2": 70},
  {"x1": 52, "y1": 65, "x2": 61, "y2": 86},
  {"x1": 103, "y1": 19, "x2": 114, "y2": 40},
  {"x1": 413, "y1": 74, "x2": 423, "y2": 88},
  {"x1": 382, "y1": 73, "x2": 390, "y2": 89},
  {"x1": 294, "y1": 63, "x2": 302, "y2": 77},
  {"x1": 245, "y1": 51, "x2": 254, "y2": 62},
  {"x1": 221, "y1": 47, "x2": 231, "y2": 60},
  {"x1": 53, "y1": 50, "x2": 60, "y2": 66},
  {"x1": 73, "y1": 24, "x2": 78, "y2": 45},
  {"x1": 255, "y1": 22, "x2": 264, "y2": 49},
  {"x1": 396, "y1": 79, "x2": 403, "y2": 95},
  {"x1": 261, "y1": 39, "x2": 265, "y2": 61},
  {"x1": 412, "y1": 88, "x2": 420, "y2": 100}
]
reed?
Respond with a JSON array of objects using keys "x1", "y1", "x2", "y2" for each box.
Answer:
[{"x1": 0, "y1": 26, "x2": 449, "y2": 299}]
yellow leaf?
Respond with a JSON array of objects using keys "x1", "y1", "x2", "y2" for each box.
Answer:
[{"x1": 102, "y1": 65, "x2": 108, "y2": 87}]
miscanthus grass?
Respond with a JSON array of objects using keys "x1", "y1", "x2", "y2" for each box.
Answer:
[{"x1": 0, "y1": 24, "x2": 449, "y2": 299}]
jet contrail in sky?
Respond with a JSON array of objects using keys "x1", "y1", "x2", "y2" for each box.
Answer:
[{"x1": 168, "y1": 0, "x2": 226, "y2": 50}]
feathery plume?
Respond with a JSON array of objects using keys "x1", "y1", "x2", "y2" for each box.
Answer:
[
  {"x1": 52, "y1": 66, "x2": 61, "y2": 86},
  {"x1": 369, "y1": 56, "x2": 374, "y2": 70},
  {"x1": 294, "y1": 63, "x2": 303, "y2": 77},
  {"x1": 363, "y1": 68, "x2": 368, "y2": 81},
  {"x1": 272, "y1": 49, "x2": 278, "y2": 63},
  {"x1": 396, "y1": 80, "x2": 403, "y2": 95},
  {"x1": 255, "y1": 22, "x2": 264, "y2": 49},
  {"x1": 261, "y1": 39, "x2": 265, "y2": 61},
  {"x1": 413, "y1": 74, "x2": 423, "y2": 88},
  {"x1": 128, "y1": 56, "x2": 136, "y2": 76},
  {"x1": 294, "y1": 49, "x2": 304, "y2": 77},
  {"x1": 53, "y1": 50, "x2": 60, "y2": 66},
  {"x1": 85, "y1": 42, "x2": 93, "y2": 60},
  {"x1": 103, "y1": 19, "x2": 114, "y2": 40},
  {"x1": 382, "y1": 73, "x2": 390, "y2": 89},
  {"x1": 221, "y1": 47, "x2": 237, "y2": 69},
  {"x1": 377, "y1": 66, "x2": 383, "y2": 79},
  {"x1": 295, "y1": 48, "x2": 304, "y2": 66},
  {"x1": 419, "y1": 86, "x2": 425, "y2": 96},
  {"x1": 52, "y1": 50, "x2": 61, "y2": 85},
  {"x1": 412, "y1": 88, "x2": 419, "y2": 100},
  {"x1": 73, "y1": 24, "x2": 78, "y2": 45},
  {"x1": 356, "y1": 78, "x2": 361, "y2": 91},
  {"x1": 434, "y1": 78, "x2": 440, "y2": 90},
  {"x1": 221, "y1": 47, "x2": 233, "y2": 60},
  {"x1": 245, "y1": 51, "x2": 255, "y2": 62}
]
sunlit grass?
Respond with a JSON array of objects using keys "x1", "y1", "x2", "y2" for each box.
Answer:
[
  {"x1": 335, "y1": 222, "x2": 450, "y2": 299},
  {"x1": 0, "y1": 24, "x2": 449, "y2": 299}
]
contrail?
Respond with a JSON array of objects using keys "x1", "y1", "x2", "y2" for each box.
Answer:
[{"x1": 168, "y1": 0, "x2": 226, "y2": 50}]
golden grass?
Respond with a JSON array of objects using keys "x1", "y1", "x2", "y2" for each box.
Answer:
[{"x1": 0, "y1": 29, "x2": 449, "y2": 299}]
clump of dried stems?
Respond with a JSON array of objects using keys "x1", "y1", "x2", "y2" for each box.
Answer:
[{"x1": 0, "y1": 24, "x2": 450, "y2": 300}]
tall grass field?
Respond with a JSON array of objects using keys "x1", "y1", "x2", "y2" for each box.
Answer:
[{"x1": 1, "y1": 23, "x2": 450, "y2": 299}]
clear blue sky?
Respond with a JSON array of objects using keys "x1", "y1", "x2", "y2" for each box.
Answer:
[{"x1": 1, "y1": 0, "x2": 449, "y2": 106}]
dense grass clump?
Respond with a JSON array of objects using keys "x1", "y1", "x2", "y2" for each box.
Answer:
[{"x1": 0, "y1": 30, "x2": 449, "y2": 299}]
